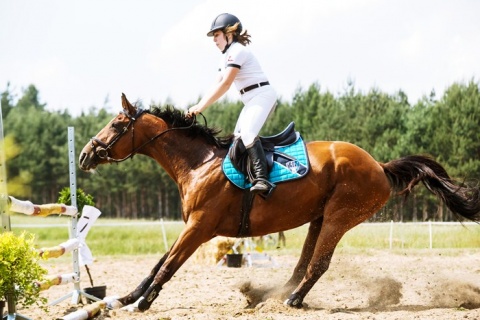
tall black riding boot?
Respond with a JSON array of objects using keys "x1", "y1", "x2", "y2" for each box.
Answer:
[{"x1": 246, "y1": 139, "x2": 272, "y2": 195}]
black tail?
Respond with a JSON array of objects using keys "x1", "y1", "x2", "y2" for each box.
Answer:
[{"x1": 382, "y1": 155, "x2": 480, "y2": 222}]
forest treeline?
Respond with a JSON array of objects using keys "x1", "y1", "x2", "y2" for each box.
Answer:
[{"x1": 1, "y1": 80, "x2": 479, "y2": 222}]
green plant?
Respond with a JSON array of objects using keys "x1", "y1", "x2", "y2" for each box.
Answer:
[
  {"x1": 0, "y1": 231, "x2": 47, "y2": 308},
  {"x1": 57, "y1": 187, "x2": 95, "y2": 214}
]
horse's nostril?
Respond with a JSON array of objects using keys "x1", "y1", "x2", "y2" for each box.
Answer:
[
  {"x1": 79, "y1": 152, "x2": 86, "y2": 164},
  {"x1": 79, "y1": 152, "x2": 92, "y2": 171}
]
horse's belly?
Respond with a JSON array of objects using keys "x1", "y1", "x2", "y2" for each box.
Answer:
[{"x1": 247, "y1": 177, "x2": 328, "y2": 235}]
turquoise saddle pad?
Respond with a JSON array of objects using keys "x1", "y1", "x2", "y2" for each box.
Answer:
[{"x1": 222, "y1": 136, "x2": 309, "y2": 189}]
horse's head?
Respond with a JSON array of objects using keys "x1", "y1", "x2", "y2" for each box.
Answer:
[
  {"x1": 79, "y1": 93, "x2": 233, "y2": 173},
  {"x1": 79, "y1": 93, "x2": 146, "y2": 171}
]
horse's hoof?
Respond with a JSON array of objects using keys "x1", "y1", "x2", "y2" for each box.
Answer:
[
  {"x1": 284, "y1": 293, "x2": 304, "y2": 308},
  {"x1": 103, "y1": 296, "x2": 123, "y2": 309},
  {"x1": 137, "y1": 296, "x2": 152, "y2": 312}
]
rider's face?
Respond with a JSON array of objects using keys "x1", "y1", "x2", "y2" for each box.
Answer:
[{"x1": 213, "y1": 30, "x2": 228, "y2": 51}]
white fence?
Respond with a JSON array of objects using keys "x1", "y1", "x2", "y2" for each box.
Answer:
[{"x1": 352, "y1": 221, "x2": 479, "y2": 249}]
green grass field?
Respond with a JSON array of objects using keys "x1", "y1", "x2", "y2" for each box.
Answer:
[{"x1": 6, "y1": 214, "x2": 480, "y2": 256}]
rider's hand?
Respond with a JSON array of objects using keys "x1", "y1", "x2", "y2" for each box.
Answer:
[{"x1": 187, "y1": 104, "x2": 202, "y2": 118}]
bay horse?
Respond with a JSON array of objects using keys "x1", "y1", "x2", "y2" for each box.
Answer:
[{"x1": 79, "y1": 93, "x2": 480, "y2": 312}]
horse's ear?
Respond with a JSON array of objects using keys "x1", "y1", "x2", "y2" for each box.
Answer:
[{"x1": 121, "y1": 93, "x2": 136, "y2": 116}]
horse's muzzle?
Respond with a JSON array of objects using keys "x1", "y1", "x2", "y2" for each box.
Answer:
[{"x1": 78, "y1": 149, "x2": 97, "y2": 171}]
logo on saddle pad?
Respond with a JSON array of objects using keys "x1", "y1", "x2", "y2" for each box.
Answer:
[
  {"x1": 285, "y1": 160, "x2": 301, "y2": 174},
  {"x1": 222, "y1": 122, "x2": 309, "y2": 189}
]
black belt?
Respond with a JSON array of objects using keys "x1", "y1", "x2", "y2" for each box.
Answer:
[{"x1": 239, "y1": 81, "x2": 270, "y2": 95}]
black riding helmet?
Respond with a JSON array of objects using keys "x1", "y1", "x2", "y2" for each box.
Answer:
[{"x1": 207, "y1": 13, "x2": 242, "y2": 37}]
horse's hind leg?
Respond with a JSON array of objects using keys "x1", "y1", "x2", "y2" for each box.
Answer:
[
  {"x1": 284, "y1": 192, "x2": 388, "y2": 307},
  {"x1": 283, "y1": 213, "x2": 351, "y2": 308},
  {"x1": 282, "y1": 216, "x2": 324, "y2": 294},
  {"x1": 284, "y1": 237, "x2": 336, "y2": 308}
]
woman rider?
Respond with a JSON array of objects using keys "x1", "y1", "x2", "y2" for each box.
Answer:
[{"x1": 188, "y1": 13, "x2": 277, "y2": 196}]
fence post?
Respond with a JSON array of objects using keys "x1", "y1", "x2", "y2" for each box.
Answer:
[
  {"x1": 67, "y1": 127, "x2": 82, "y2": 305},
  {"x1": 389, "y1": 220, "x2": 393, "y2": 249},
  {"x1": 429, "y1": 220, "x2": 433, "y2": 249}
]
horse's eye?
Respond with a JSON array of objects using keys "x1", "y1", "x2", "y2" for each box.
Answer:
[{"x1": 111, "y1": 121, "x2": 122, "y2": 132}]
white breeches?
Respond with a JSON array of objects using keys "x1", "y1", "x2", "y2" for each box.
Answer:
[{"x1": 234, "y1": 86, "x2": 277, "y2": 147}]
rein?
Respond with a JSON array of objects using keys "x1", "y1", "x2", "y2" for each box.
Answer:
[{"x1": 90, "y1": 109, "x2": 204, "y2": 163}]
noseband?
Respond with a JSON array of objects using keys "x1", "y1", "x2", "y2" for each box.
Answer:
[{"x1": 90, "y1": 108, "x2": 201, "y2": 164}]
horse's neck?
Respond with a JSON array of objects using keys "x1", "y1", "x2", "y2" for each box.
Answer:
[{"x1": 142, "y1": 134, "x2": 221, "y2": 183}]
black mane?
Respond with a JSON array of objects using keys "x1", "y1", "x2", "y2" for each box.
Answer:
[{"x1": 147, "y1": 105, "x2": 233, "y2": 149}]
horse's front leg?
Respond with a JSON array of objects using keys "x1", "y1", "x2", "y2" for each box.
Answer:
[
  {"x1": 104, "y1": 249, "x2": 171, "y2": 309},
  {"x1": 123, "y1": 222, "x2": 213, "y2": 312}
]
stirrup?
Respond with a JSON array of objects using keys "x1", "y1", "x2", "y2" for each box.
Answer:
[
  {"x1": 250, "y1": 179, "x2": 276, "y2": 199},
  {"x1": 250, "y1": 181, "x2": 269, "y2": 193}
]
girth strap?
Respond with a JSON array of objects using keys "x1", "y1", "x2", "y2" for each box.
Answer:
[{"x1": 237, "y1": 190, "x2": 255, "y2": 237}]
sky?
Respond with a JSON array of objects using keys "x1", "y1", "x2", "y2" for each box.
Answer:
[{"x1": 1, "y1": 0, "x2": 479, "y2": 116}]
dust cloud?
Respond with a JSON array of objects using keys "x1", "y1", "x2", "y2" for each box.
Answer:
[{"x1": 365, "y1": 277, "x2": 403, "y2": 307}]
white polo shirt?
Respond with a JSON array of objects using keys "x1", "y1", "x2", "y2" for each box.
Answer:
[{"x1": 219, "y1": 42, "x2": 268, "y2": 92}]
